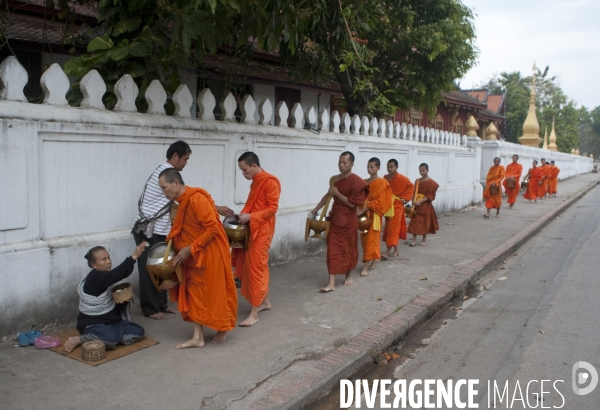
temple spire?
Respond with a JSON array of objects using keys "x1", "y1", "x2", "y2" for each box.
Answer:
[
  {"x1": 518, "y1": 63, "x2": 542, "y2": 147},
  {"x1": 548, "y1": 116, "x2": 558, "y2": 151},
  {"x1": 542, "y1": 127, "x2": 549, "y2": 150}
]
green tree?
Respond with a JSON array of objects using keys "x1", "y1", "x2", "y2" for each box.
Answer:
[
  {"x1": 43, "y1": 0, "x2": 476, "y2": 117},
  {"x1": 497, "y1": 71, "x2": 529, "y2": 143},
  {"x1": 284, "y1": 0, "x2": 478, "y2": 117},
  {"x1": 579, "y1": 106, "x2": 600, "y2": 159}
]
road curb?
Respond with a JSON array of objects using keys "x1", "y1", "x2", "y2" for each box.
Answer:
[{"x1": 248, "y1": 179, "x2": 599, "y2": 410}]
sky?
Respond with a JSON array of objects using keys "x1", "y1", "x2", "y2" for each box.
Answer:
[{"x1": 459, "y1": 0, "x2": 600, "y2": 109}]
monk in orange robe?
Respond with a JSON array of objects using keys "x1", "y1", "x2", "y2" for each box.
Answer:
[
  {"x1": 359, "y1": 158, "x2": 393, "y2": 276},
  {"x1": 538, "y1": 159, "x2": 551, "y2": 199},
  {"x1": 523, "y1": 160, "x2": 542, "y2": 203},
  {"x1": 382, "y1": 159, "x2": 413, "y2": 259},
  {"x1": 408, "y1": 163, "x2": 439, "y2": 246},
  {"x1": 231, "y1": 152, "x2": 281, "y2": 327},
  {"x1": 503, "y1": 154, "x2": 523, "y2": 210},
  {"x1": 550, "y1": 160, "x2": 560, "y2": 197},
  {"x1": 311, "y1": 151, "x2": 368, "y2": 292},
  {"x1": 158, "y1": 169, "x2": 237, "y2": 348},
  {"x1": 483, "y1": 157, "x2": 506, "y2": 218}
]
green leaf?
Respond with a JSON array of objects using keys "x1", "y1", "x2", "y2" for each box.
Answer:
[
  {"x1": 107, "y1": 46, "x2": 129, "y2": 61},
  {"x1": 128, "y1": 42, "x2": 150, "y2": 57},
  {"x1": 87, "y1": 36, "x2": 114, "y2": 52},
  {"x1": 339, "y1": 64, "x2": 347, "y2": 72},
  {"x1": 64, "y1": 58, "x2": 89, "y2": 78}
]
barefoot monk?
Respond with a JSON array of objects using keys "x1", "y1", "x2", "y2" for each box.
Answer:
[
  {"x1": 503, "y1": 155, "x2": 522, "y2": 210},
  {"x1": 359, "y1": 158, "x2": 393, "y2": 277},
  {"x1": 550, "y1": 161, "x2": 560, "y2": 197},
  {"x1": 232, "y1": 152, "x2": 281, "y2": 327},
  {"x1": 382, "y1": 159, "x2": 413, "y2": 259},
  {"x1": 483, "y1": 157, "x2": 505, "y2": 219},
  {"x1": 159, "y1": 169, "x2": 238, "y2": 348},
  {"x1": 408, "y1": 163, "x2": 439, "y2": 247},
  {"x1": 311, "y1": 152, "x2": 368, "y2": 292}
]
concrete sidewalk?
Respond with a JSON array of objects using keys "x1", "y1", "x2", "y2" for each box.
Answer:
[{"x1": 1, "y1": 173, "x2": 598, "y2": 410}]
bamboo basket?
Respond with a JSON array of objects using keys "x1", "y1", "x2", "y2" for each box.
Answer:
[
  {"x1": 82, "y1": 341, "x2": 106, "y2": 362},
  {"x1": 111, "y1": 283, "x2": 133, "y2": 303}
]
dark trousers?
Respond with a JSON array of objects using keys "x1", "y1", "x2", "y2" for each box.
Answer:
[
  {"x1": 80, "y1": 321, "x2": 145, "y2": 350},
  {"x1": 134, "y1": 232, "x2": 169, "y2": 316}
]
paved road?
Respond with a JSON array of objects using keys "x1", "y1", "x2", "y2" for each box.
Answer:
[{"x1": 312, "y1": 184, "x2": 600, "y2": 409}]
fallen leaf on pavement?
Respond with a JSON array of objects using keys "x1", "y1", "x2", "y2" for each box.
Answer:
[
  {"x1": 539, "y1": 330, "x2": 545, "y2": 334},
  {"x1": 462, "y1": 296, "x2": 469, "y2": 300},
  {"x1": 512, "y1": 252, "x2": 519, "y2": 256},
  {"x1": 503, "y1": 260, "x2": 508, "y2": 264},
  {"x1": 498, "y1": 277, "x2": 507, "y2": 281},
  {"x1": 483, "y1": 284, "x2": 488, "y2": 290},
  {"x1": 420, "y1": 277, "x2": 428, "y2": 281},
  {"x1": 540, "y1": 280, "x2": 546, "y2": 283},
  {"x1": 452, "y1": 307, "x2": 462, "y2": 311},
  {"x1": 376, "y1": 297, "x2": 382, "y2": 301},
  {"x1": 500, "y1": 267, "x2": 506, "y2": 270}
]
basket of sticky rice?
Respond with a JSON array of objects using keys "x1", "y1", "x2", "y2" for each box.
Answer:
[{"x1": 111, "y1": 282, "x2": 134, "y2": 303}]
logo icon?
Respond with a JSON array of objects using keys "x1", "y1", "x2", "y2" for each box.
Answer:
[{"x1": 572, "y1": 361, "x2": 598, "y2": 396}]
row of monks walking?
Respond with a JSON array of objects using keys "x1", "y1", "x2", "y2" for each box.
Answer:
[
  {"x1": 64, "y1": 142, "x2": 558, "y2": 353},
  {"x1": 484, "y1": 155, "x2": 560, "y2": 219}
]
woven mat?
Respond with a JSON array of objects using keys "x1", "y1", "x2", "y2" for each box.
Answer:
[{"x1": 48, "y1": 329, "x2": 159, "y2": 366}]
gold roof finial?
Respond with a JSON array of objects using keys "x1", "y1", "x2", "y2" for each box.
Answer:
[
  {"x1": 466, "y1": 115, "x2": 479, "y2": 137},
  {"x1": 542, "y1": 127, "x2": 549, "y2": 150},
  {"x1": 485, "y1": 122, "x2": 499, "y2": 140},
  {"x1": 518, "y1": 64, "x2": 542, "y2": 147},
  {"x1": 548, "y1": 116, "x2": 558, "y2": 151}
]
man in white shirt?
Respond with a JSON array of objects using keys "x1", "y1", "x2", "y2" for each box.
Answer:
[{"x1": 132, "y1": 141, "x2": 191, "y2": 320}]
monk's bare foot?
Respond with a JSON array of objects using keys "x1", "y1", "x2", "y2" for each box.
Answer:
[
  {"x1": 239, "y1": 313, "x2": 259, "y2": 327},
  {"x1": 344, "y1": 274, "x2": 353, "y2": 286},
  {"x1": 175, "y1": 338, "x2": 205, "y2": 349},
  {"x1": 320, "y1": 285, "x2": 335, "y2": 293},
  {"x1": 257, "y1": 301, "x2": 272, "y2": 313},
  {"x1": 212, "y1": 331, "x2": 228, "y2": 344},
  {"x1": 163, "y1": 307, "x2": 178, "y2": 314},
  {"x1": 391, "y1": 250, "x2": 399, "y2": 257},
  {"x1": 360, "y1": 268, "x2": 369, "y2": 277},
  {"x1": 420, "y1": 240, "x2": 427, "y2": 246},
  {"x1": 409, "y1": 241, "x2": 417, "y2": 247},
  {"x1": 380, "y1": 254, "x2": 388, "y2": 261},
  {"x1": 64, "y1": 336, "x2": 81, "y2": 353},
  {"x1": 495, "y1": 214, "x2": 500, "y2": 218},
  {"x1": 149, "y1": 312, "x2": 168, "y2": 320},
  {"x1": 483, "y1": 214, "x2": 489, "y2": 219},
  {"x1": 368, "y1": 260, "x2": 378, "y2": 271}
]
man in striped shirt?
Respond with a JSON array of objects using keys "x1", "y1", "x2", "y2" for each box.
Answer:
[{"x1": 132, "y1": 140, "x2": 191, "y2": 320}]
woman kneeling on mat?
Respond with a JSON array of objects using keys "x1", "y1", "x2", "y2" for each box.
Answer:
[{"x1": 64, "y1": 242, "x2": 149, "y2": 353}]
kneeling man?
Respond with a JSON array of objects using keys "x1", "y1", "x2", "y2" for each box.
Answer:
[
  {"x1": 65, "y1": 242, "x2": 149, "y2": 352},
  {"x1": 159, "y1": 168, "x2": 238, "y2": 348}
]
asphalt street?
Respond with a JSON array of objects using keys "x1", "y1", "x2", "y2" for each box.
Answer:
[{"x1": 313, "y1": 184, "x2": 600, "y2": 409}]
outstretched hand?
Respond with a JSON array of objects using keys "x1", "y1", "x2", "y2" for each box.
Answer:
[
  {"x1": 238, "y1": 213, "x2": 251, "y2": 224},
  {"x1": 216, "y1": 205, "x2": 236, "y2": 219},
  {"x1": 132, "y1": 241, "x2": 149, "y2": 260}
]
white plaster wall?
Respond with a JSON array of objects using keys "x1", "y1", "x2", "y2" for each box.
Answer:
[
  {"x1": 301, "y1": 90, "x2": 330, "y2": 128},
  {"x1": 253, "y1": 83, "x2": 276, "y2": 125},
  {"x1": 0, "y1": 59, "x2": 591, "y2": 336}
]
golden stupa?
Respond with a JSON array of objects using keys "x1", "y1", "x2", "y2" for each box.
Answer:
[
  {"x1": 466, "y1": 115, "x2": 479, "y2": 137},
  {"x1": 548, "y1": 117, "x2": 558, "y2": 151},
  {"x1": 542, "y1": 128, "x2": 549, "y2": 150},
  {"x1": 518, "y1": 64, "x2": 543, "y2": 147}
]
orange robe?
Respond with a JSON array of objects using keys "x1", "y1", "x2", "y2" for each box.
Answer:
[
  {"x1": 167, "y1": 187, "x2": 237, "y2": 331},
  {"x1": 361, "y1": 178, "x2": 393, "y2": 262},
  {"x1": 407, "y1": 179, "x2": 439, "y2": 235},
  {"x1": 523, "y1": 167, "x2": 541, "y2": 200},
  {"x1": 382, "y1": 173, "x2": 414, "y2": 247},
  {"x1": 503, "y1": 163, "x2": 523, "y2": 205},
  {"x1": 232, "y1": 171, "x2": 281, "y2": 307},
  {"x1": 550, "y1": 166, "x2": 560, "y2": 194},
  {"x1": 539, "y1": 164, "x2": 551, "y2": 198},
  {"x1": 327, "y1": 174, "x2": 368, "y2": 274},
  {"x1": 483, "y1": 165, "x2": 506, "y2": 209}
]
